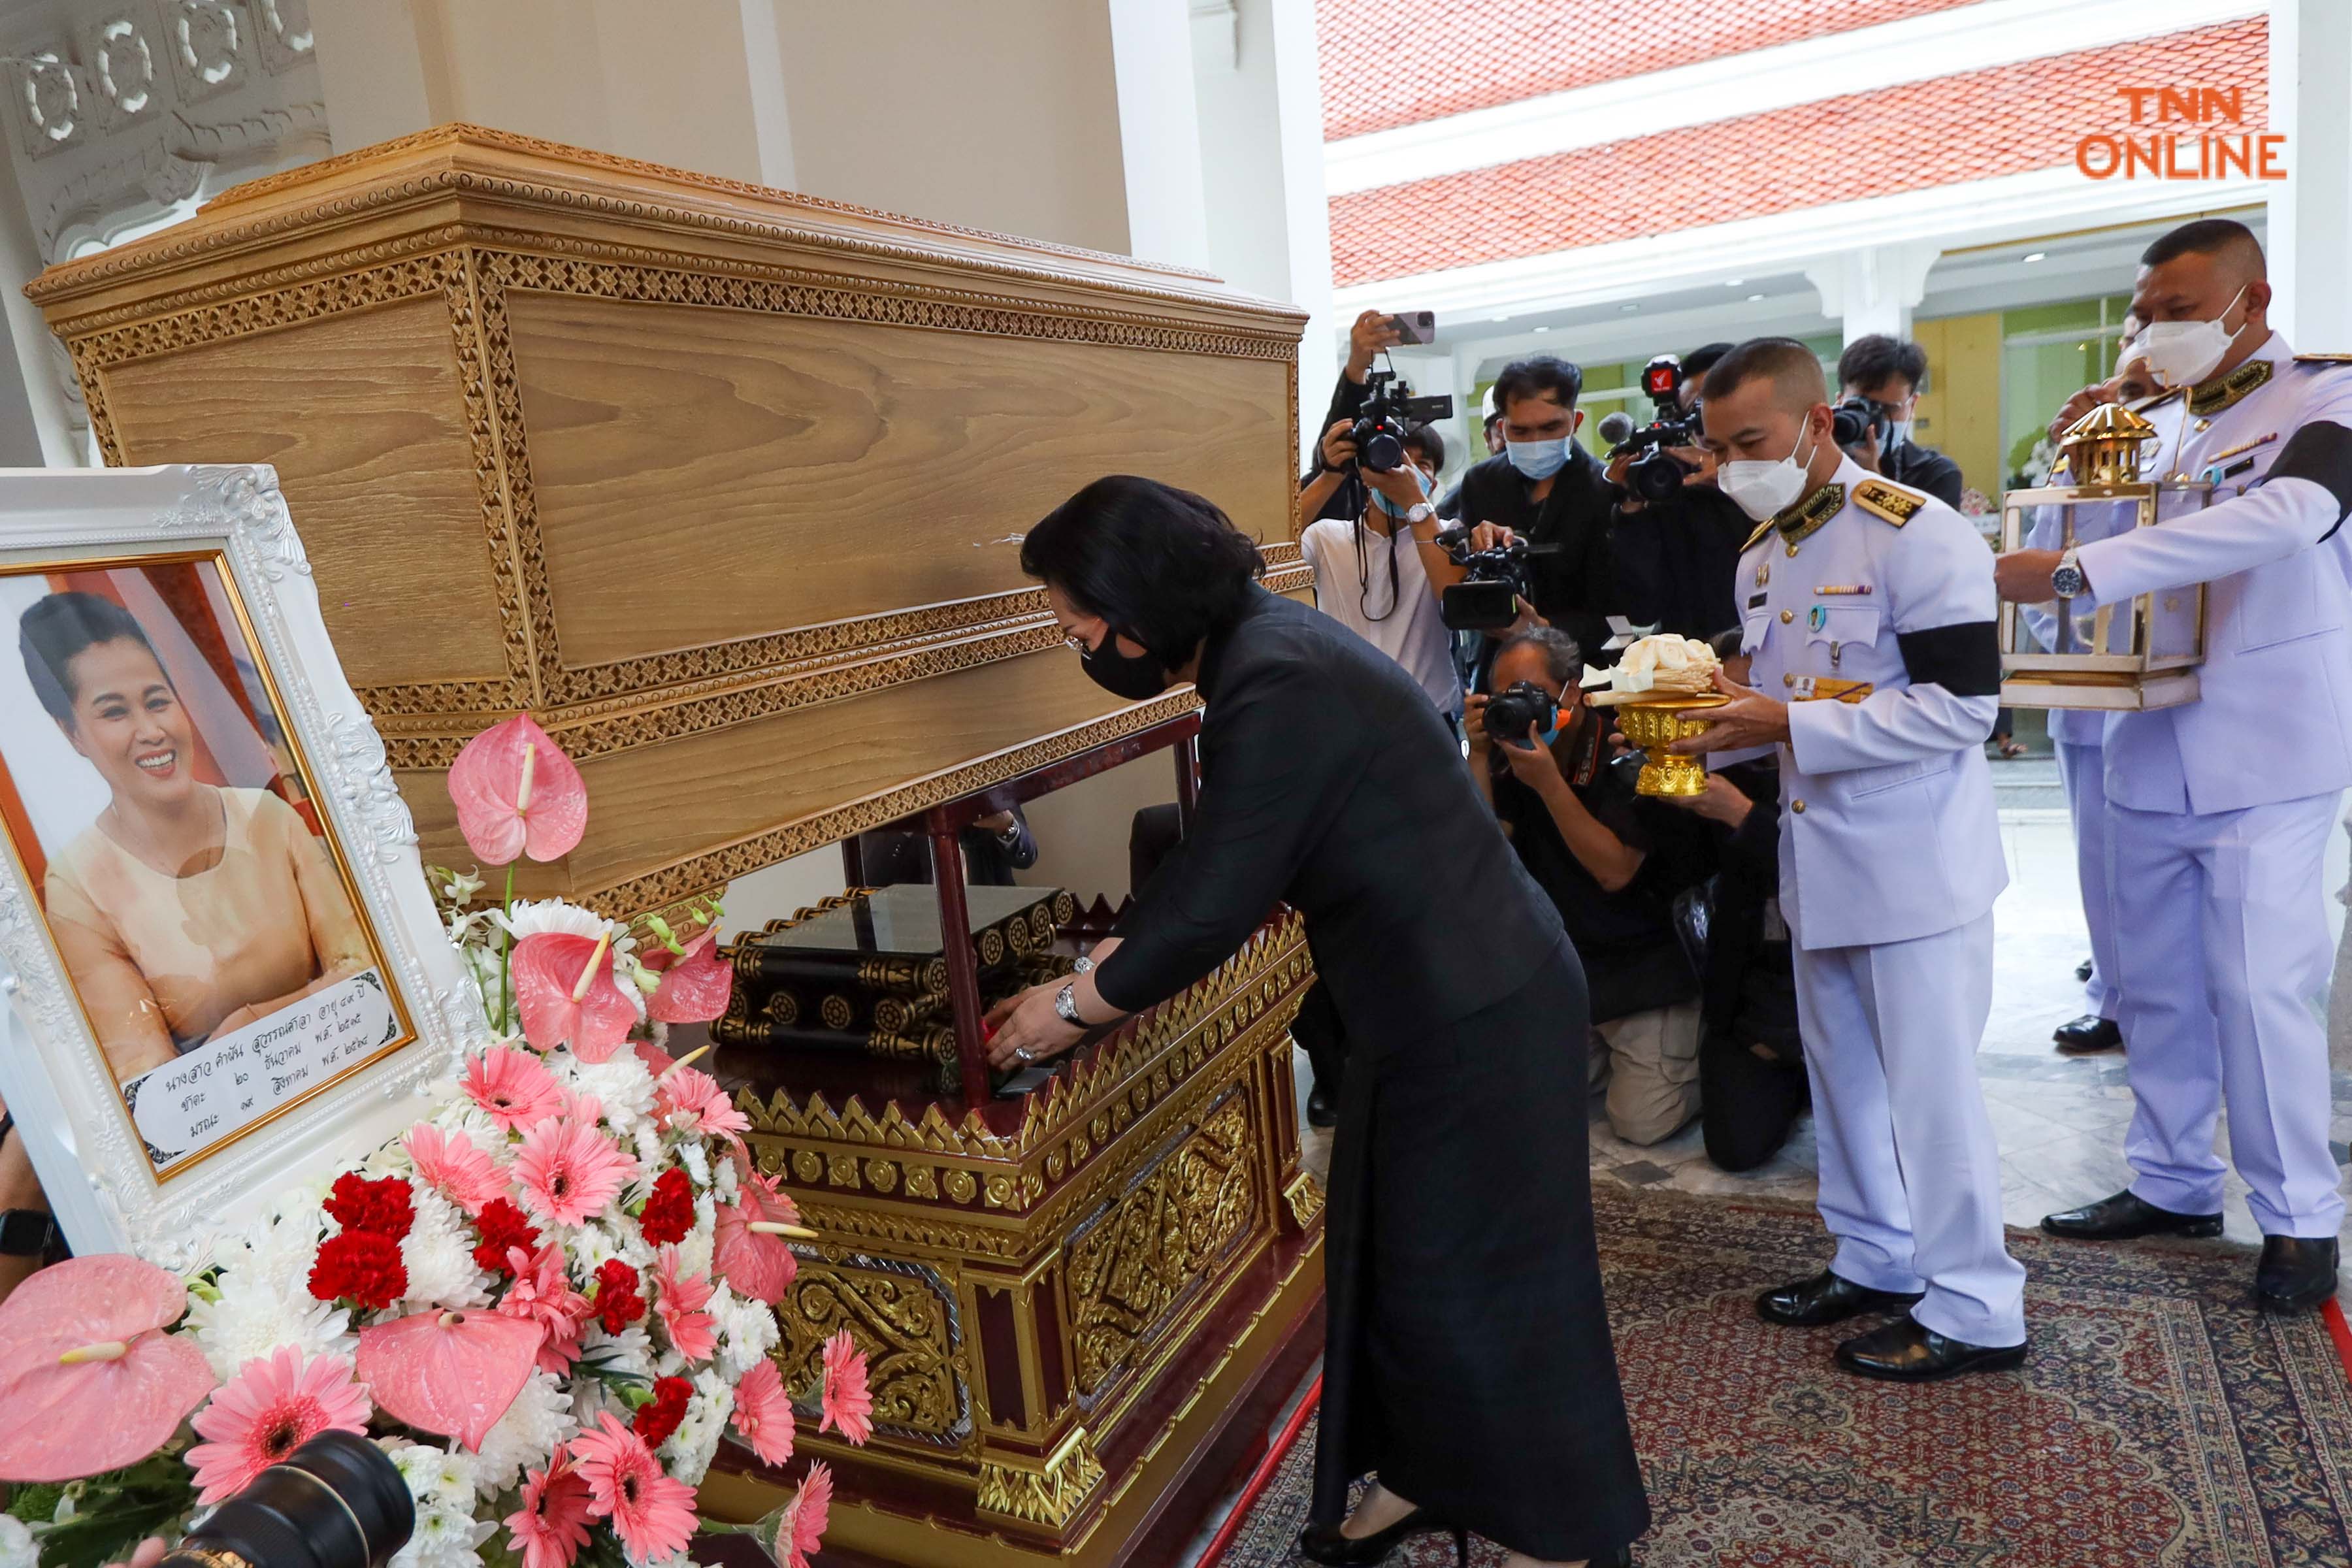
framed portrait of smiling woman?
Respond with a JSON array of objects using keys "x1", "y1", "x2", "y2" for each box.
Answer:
[{"x1": 0, "y1": 465, "x2": 483, "y2": 1266}]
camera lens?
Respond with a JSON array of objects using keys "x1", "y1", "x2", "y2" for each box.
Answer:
[
  {"x1": 161, "y1": 1431, "x2": 414, "y2": 1568},
  {"x1": 1831, "y1": 397, "x2": 1878, "y2": 448},
  {"x1": 1358, "y1": 428, "x2": 1403, "y2": 472},
  {"x1": 1629, "y1": 451, "x2": 1685, "y2": 504},
  {"x1": 1484, "y1": 681, "x2": 1557, "y2": 746}
]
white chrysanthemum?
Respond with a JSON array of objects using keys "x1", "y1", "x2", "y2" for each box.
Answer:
[
  {"x1": 389, "y1": 1505, "x2": 494, "y2": 1568},
  {"x1": 232, "y1": 1182, "x2": 332, "y2": 1286},
  {"x1": 710, "y1": 1283, "x2": 780, "y2": 1379},
  {"x1": 672, "y1": 1221, "x2": 714, "y2": 1284},
  {"x1": 562, "y1": 1052, "x2": 657, "y2": 1135},
  {"x1": 0, "y1": 1512, "x2": 37, "y2": 1568},
  {"x1": 713, "y1": 1156, "x2": 740, "y2": 1202},
  {"x1": 402, "y1": 1190, "x2": 491, "y2": 1309},
  {"x1": 677, "y1": 1141, "x2": 711, "y2": 1189},
  {"x1": 187, "y1": 1273, "x2": 354, "y2": 1380},
  {"x1": 580, "y1": 1322, "x2": 653, "y2": 1381},
  {"x1": 632, "y1": 1122, "x2": 664, "y2": 1171},
  {"x1": 561, "y1": 1220, "x2": 623, "y2": 1282},
  {"x1": 391, "y1": 1441, "x2": 480, "y2": 1515},
  {"x1": 429, "y1": 1094, "x2": 510, "y2": 1146},
  {"x1": 661, "y1": 1370, "x2": 734, "y2": 1486},
  {"x1": 471, "y1": 1369, "x2": 578, "y2": 1494},
  {"x1": 495, "y1": 899, "x2": 614, "y2": 943}
]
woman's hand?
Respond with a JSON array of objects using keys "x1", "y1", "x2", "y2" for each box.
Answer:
[
  {"x1": 982, "y1": 981, "x2": 1085, "y2": 1072},
  {"x1": 1318, "y1": 419, "x2": 1357, "y2": 471}
]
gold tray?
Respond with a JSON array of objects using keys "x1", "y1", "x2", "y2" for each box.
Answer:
[{"x1": 1611, "y1": 694, "x2": 1731, "y2": 796}]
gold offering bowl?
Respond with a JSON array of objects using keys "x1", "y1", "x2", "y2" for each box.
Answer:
[{"x1": 1612, "y1": 694, "x2": 1731, "y2": 796}]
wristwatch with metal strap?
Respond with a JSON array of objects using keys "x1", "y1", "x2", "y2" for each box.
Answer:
[{"x1": 2050, "y1": 546, "x2": 2087, "y2": 600}]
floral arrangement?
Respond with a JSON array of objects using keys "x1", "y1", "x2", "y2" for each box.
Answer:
[{"x1": 0, "y1": 715, "x2": 866, "y2": 1568}]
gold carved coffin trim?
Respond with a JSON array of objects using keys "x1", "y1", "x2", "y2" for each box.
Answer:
[{"x1": 772, "y1": 1252, "x2": 968, "y2": 1448}]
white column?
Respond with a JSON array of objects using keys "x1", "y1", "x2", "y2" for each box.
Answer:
[
  {"x1": 1269, "y1": 0, "x2": 1337, "y2": 466},
  {"x1": 1806, "y1": 243, "x2": 1940, "y2": 346},
  {"x1": 1109, "y1": 0, "x2": 1212, "y2": 271},
  {"x1": 2268, "y1": 0, "x2": 2352, "y2": 348}
]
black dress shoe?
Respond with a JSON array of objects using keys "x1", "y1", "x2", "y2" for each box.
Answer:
[
  {"x1": 1307, "y1": 1083, "x2": 1337, "y2": 1129},
  {"x1": 1836, "y1": 1317, "x2": 2028, "y2": 1382},
  {"x1": 2075, "y1": 956, "x2": 2095, "y2": 983},
  {"x1": 2040, "y1": 1188, "x2": 2223, "y2": 1241},
  {"x1": 2051, "y1": 1015, "x2": 2124, "y2": 1055},
  {"x1": 1298, "y1": 1509, "x2": 1465, "y2": 1566},
  {"x1": 1756, "y1": 1268, "x2": 1924, "y2": 1328},
  {"x1": 2256, "y1": 1235, "x2": 2340, "y2": 1313}
]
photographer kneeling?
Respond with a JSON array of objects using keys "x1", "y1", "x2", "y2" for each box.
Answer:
[{"x1": 1471, "y1": 627, "x2": 1707, "y2": 1146}]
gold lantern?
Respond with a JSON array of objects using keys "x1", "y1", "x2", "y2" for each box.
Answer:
[{"x1": 1997, "y1": 402, "x2": 2208, "y2": 710}]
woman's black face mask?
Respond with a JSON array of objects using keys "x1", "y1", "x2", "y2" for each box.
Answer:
[{"x1": 1077, "y1": 627, "x2": 1167, "y2": 700}]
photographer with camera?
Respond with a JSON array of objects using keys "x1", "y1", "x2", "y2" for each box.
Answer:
[
  {"x1": 1469, "y1": 627, "x2": 1708, "y2": 1146},
  {"x1": 1301, "y1": 419, "x2": 1460, "y2": 721},
  {"x1": 1602, "y1": 344, "x2": 1753, "y2": 640},
  {"x1": 1833, "y1": 335, "x2": 1965, "y2": 508},
  {"x1": 1299, "y1": 309, "x2": 1429, "y2": 523},
  {"x1": 1435, "y1": 357, "x2": 1617, "y2": 658}
]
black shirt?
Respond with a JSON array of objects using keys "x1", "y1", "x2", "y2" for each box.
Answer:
[
  {"x1": 1605, "y1": 480, "x2": 1753, "y2": 641},
  {"x1": 1696, "y1": 759, "x2": 1799, "y2": 1063},
  {"x1": 1099, "y1": 591, "x2": 1564, "y2": 1049},
  {"x1": 1452, "y1": 445, "x2": 1617, "y2": 656},
  {"x1": 1487, "y1": 717, "x2": 1706, "y2": 1024},
  {"x1": 1881, "y1": 438, "x2": 1965, "y2": 509}
]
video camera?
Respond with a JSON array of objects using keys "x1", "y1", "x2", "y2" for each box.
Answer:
[
  {"x1": 1606, "y1": 355, "x2": 1705, "y2": 503},
  {"x1": 1348, "y1": 366, "x2": 1456, "y2": 473},
  {"x1": 1433, "y1": 525, "x2": 1560, "y2": 631},
  {"x1": 1831, "y1": 394, "x2": 1895, "y2": 451}
]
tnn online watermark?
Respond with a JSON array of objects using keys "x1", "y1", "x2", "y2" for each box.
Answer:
[{"x1": 2076, "y1": 87, "x2": 2285, "y2": 180}]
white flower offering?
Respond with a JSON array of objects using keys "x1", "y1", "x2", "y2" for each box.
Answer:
[{"x1": 1578, "y1": 634, "x2": 1723, "y2": 705}]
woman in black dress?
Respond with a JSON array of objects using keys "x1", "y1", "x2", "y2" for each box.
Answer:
[{"x1": 987, "y1": 477, "x2": 1649, "y2": 1567}]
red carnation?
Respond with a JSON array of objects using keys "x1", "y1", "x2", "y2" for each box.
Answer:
[
  {"x1": 632, "y1": 1375, "x2": 693, "y2": 1448},
  {"x1": 308, "y1": 1230, "x2": 408, "y2": 1310},
  {"x1": 472, "y1": 1198, "x2": 541, "y2": 1275},
  {"x1": 638, "y1": 1168, "x2": 694, "y2": 1247},
  {"x1": 325, "y1": 1172, "x2": 416, "y2": 1240},
  {"x1": 591, "y1": 1258, "x2": 646, "y2": 1335}
]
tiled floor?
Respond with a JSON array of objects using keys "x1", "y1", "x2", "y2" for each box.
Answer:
[{"x1": 1299, "y1": 789, "x2": 2352, "y2": 1311}]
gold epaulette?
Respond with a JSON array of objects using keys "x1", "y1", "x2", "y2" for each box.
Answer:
[
  {"x1": 2295, "y1": 352, "x2": 2352, "y2": 363},
  {"x1": 1852, "y1": 477, "x2": 1927, "y2": 527},
  {"x1": 1740, "y1": 515, "x2": 1775, "y2": 552}
]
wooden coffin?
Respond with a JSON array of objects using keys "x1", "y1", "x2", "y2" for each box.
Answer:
[{"x1": 27, "y1": 123, "x2": 1308, "y2": 914}]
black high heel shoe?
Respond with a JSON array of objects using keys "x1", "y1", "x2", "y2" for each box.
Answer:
[{"x1": 1297, "y1": 1509, "x2": 1468, "y2": 1565}]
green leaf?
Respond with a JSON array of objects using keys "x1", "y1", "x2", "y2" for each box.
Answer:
[
  {"x1": 7, "y1": 1486, "x2": 63, "y2": 1526},
  {"x1": 36, "y1": 1497, "x2": 189, "y2": 1568}
]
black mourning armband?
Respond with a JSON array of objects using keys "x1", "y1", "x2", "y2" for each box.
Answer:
[
  {"x1": 2266, "y1": 420, "x2": 2352, "y2": 539},
  {"x1": 1896, "y1": 621, "x2": 2002, "y2": 697}
]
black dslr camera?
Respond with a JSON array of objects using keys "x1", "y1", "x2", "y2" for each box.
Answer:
[
  {"x1": 159, "y1": 1430, "x2": 413, "y2": 1568},
  {"x1": 1433, "y1": 525, "x2": 1560, "y2": 631},
  {"x1": 1483, "y1": 680, "x2": 1560, "y2": 749},
  {"x1": 1348, "y1": 367, "x2": 1456, "y2": 472},
  {"x1": 1831, "y1": 394, "x2": 1895, "y2": 451},
  {"x1": 1607, "y1": 355, "x2": 1705, "y2": 504}
]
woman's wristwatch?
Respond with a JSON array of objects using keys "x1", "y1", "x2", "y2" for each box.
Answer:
[{"x1": 1053, "y1": 983, "x2": 1084, "y2": 1026}]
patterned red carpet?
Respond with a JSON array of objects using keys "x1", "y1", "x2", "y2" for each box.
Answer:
[{"x1": 1207, "y1": 1184, "x2": 2352, "y2": 1567}]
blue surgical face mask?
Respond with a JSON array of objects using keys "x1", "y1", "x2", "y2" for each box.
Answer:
[
  {"x1": 1370, "y1": 465, "x2": 1434, "y2": 517},
  {"x1": 1535, "y1": 678, "x2": 1574, "y2": 747},
  {"x1": 1506, "y1": 436, "x2": 1571, "y2": 481}
]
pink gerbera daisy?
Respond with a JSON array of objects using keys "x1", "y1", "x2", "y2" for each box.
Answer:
[
  {"x1": 783, "y1": 1461, "x2": 832, "y2": 1568},
  {"x1": 570, "y1": 1412, "x2": 697, "y2": 1562},
  {"x1": 186, "y1": 1347, "x2": 372, "y2": 1505},
  {"x1": 404, "y1": 1124, "x2": 508, "y2": 1216},
  {"x1": 506, "y1": 1454, "x2": 594, "y2": 1568},
  {"x1": 818, "y1": 1329, "x2": 873, "y2": 1446},
  {"x1": 652, "y1": 1066, "x2": 750, "y2": 1145},
  {"x1": 495, "y1": 1244, "x2": 594, "y2": 1375},
  {"x1": 728, "y1": 1358, "x2": 795, "y2": 1467},
  {"x1": 649, "y1": 1247, "x2": 717, "y2": 1362},
  {"x1": 512, "y1": 1116, "x2": 638, "y2": 1228},
  {"x1": 462, "y1": 1047, "x2": 566, "y2": 1134}
]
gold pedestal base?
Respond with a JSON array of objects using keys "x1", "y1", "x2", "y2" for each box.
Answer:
[{"x1": 1612, "y1": 694, "x2": 1729, "y2": 797}]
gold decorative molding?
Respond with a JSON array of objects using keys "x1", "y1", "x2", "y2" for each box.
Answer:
[
  {"x1": 775, "y1": 1254, "x2": 968, "y2": 1448},
  {"x1": 1283, "y1": 1171, "x2": 1326, "y2": 1230},
  {"x1": 1065, "y1": 1089, "x2": 1257, "y2": 1395},
  {"x1": 975, "y1": 1428, "x2": 1106, "y2": 1531}
]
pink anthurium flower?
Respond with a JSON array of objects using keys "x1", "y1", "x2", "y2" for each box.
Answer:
[
  {"x1": 448, "y1": 714, "x2": 587, "y2": 866},
  {"x1": 0, "y1": 1254, "x2": 217, "y2": 1482},
  {"x1": 512, "y1": 929, "x2": 638, "y2": 1062},
  {"x1": 644, "y1": 930, "x2": 732, "y2": 1025},
  {"x1": 356, "y1": 1307, "x2": 547, "y2": 1452}
]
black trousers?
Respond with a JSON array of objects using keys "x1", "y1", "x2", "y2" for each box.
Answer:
[
  {"x1": 1316, "y1": 937, "x2": 1651, "y2": 1559},
  {"x1": 1697, "y1": 1027, "x2": 1808, "y2": 1173}
]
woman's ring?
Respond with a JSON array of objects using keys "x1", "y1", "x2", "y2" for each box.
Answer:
[{"x1": 1015, "y1": 1047, "x2": 1034, "y2": 1064}]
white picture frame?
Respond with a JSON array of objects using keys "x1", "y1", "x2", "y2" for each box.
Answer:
[{"x1": 0, "y1": 465, "x2": 489, "y2": 1267}]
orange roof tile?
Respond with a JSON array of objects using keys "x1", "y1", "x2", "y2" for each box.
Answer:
[
  {"x1": 1318, "y1": 0, "x2": 1987, "y2": 141},
  {"x1": 1330, "y1": 18, "x2": 2268, "y2": 287}
]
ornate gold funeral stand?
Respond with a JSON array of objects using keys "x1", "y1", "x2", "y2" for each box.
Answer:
[{"x1": 699, "y1": 718, "x2": 1325, "y2": 1568}]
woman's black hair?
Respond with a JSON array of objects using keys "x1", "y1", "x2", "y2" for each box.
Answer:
[
  {"x1": 20, "y1": 591, "x2": 163, "y2": 729},
  {"x1": 1019, "y1": 476, "x2": 1264, "y2": 664}
]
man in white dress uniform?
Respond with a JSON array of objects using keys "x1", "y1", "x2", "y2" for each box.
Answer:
[
  {"x1": 1997, "y1": 219, "x2": 2352, "y2": 1312},
  {"x1": 1677, "y1": 338, "x2": 2027, "y2": 1381}
]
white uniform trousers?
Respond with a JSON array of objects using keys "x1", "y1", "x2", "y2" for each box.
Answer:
[
  {"x1": 1791, "y1": 912, "x2": 2026, "y2": 1347},
  {"x1": 2111, "y1": 789, "x2": 2346, "y2": 1235},
  {"x1": 2055, "y1": 740, "x2": 2121, "y2": 1019}
]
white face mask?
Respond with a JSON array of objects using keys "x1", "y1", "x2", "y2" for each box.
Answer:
[
  {"x1": 2134, "y1": 284, "x2": 2249, "y2": 389},
  {"x1": 1719, "y1": 421, "x2": 1820, "y2": 523}
]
